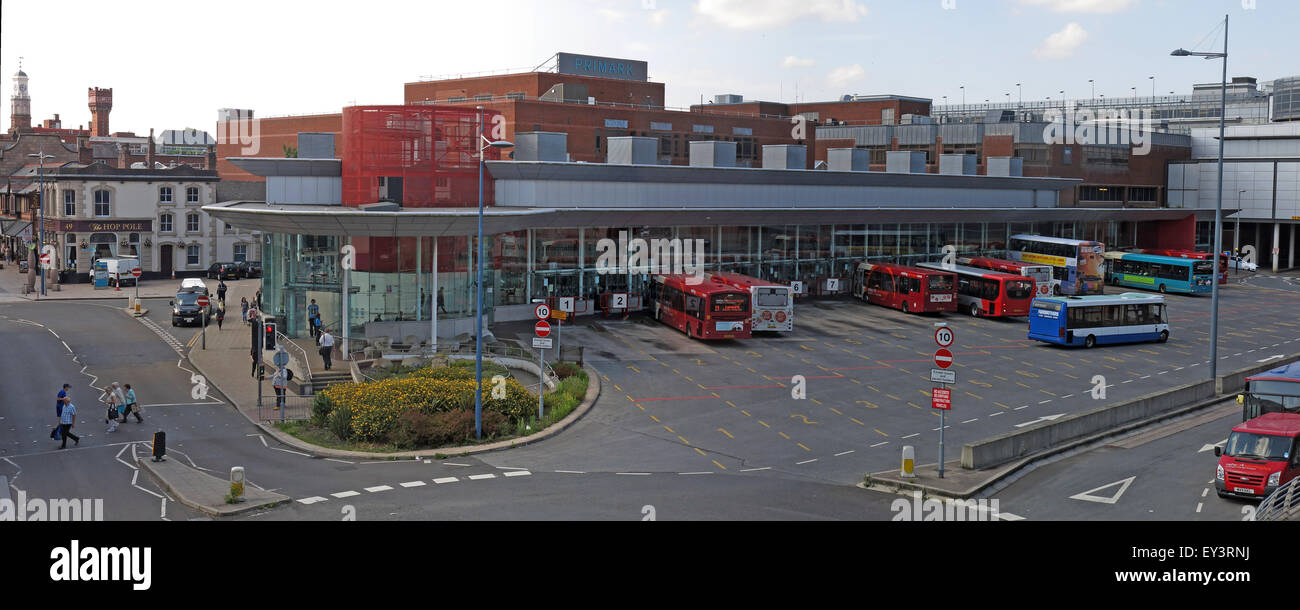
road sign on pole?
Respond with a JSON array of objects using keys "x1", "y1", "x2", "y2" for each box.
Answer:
[
  {"x1": 532, "y1": 337, "x2": 552, "y2": 349},
  {"x1": 534, "y1": 304, "x2": 551, "y2": 320},
  {"x1": 934, "y1": 348, "x2": 953, "y2": 369},
  {"x1": 535, "y1": 320, "x2": 551, "y2": 337},
  {"x1": 932, "y1": 388, "x2": 952, "y2": 410},
  {"x1": 558, "y1": 297, "x2": 575, "y2": 313},
  {"x1": 934, "y1": 326, "x2": 955, "y2": 348},
  {"x1": 930, "y1": 369, "x2": 956, "y2": 384}
]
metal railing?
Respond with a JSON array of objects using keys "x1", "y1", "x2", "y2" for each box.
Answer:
[
  {"x1": 256, "y1": 394, "x2": 313, "y2": 423},
  {"x1": 1254, "y1": 477, "x2": 1300, "y2": 521},
  {"x1": 274, "y1": 330, "x2": 313, "y2": 385}
]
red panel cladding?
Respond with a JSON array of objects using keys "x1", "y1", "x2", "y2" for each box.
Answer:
[
  {"x1": 1154, "y1": 215, "x2": 1196, "y2": 250},
  {"x1": 341, "y1": 106, "x2": 502, "y2": 208}
]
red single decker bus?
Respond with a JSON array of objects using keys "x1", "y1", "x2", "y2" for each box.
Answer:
[
  {"x1": 917, "y1": 262, "x2": 1035, "y2": 317},
  {"x1": 650, "y1": 274, "x2": 752, "y2": 340},
  {"x1": 701, "y1": 272, "x2": 794, "y2": 332},
  {"x1": 852, "y1": 262, "x2": 957, "y2": 314},
  {"x1": 957, "y1": 256, "x2": 1055, "y2": 298},
  {"x1": 1126, "y1": 248, "x2": 1228, "y2": 284}
]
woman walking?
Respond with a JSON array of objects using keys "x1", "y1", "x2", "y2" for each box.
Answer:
[
  {"x1": 240, "y1": 297, "x2": 250, "y2": 326},
  {"x1": 216, "y1": 302, "x2": 226, "y2": 330},
  {"x1": 121, "y1": 384, "x2": 142, "y2": 423},
  {"x1": 102, "y1": 382, "x2": 126, "y2": 433}
]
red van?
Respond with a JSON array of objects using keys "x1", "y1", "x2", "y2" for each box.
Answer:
[{"x1": 1215, "y1": 413, "x2": 1300, "y2": 500}]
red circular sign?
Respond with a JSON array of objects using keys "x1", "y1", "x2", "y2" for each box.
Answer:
[
  {"x1": 934, "y1": 326, "x2": 955, "y2": 348},
  {"x1": 131, "y1": 267, "x2": 143, "y2": 278},
  {"x1": 39, "y1": 253, "x2": 51, "y2": 264},
  {"x1": 535, "y1": 320, "x2": 551, "y2": 337},
  {"x1": 934, "y1": 348, "x2": 954, "y2": 369},
  {"x1": 196, "y1": 296, "x2": 211, "y2": 308}
]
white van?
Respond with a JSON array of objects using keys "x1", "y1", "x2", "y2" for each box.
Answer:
[{"x1": 101, "y1": 258, "x2": 141, "y2": 287}]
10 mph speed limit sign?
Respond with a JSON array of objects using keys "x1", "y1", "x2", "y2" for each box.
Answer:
[
  {"x1": 534, "y1": 304, "x2": 551, "y2": 320},
  {"x1": 934, "y1": 326, "x2": 955, "y2": 348}
]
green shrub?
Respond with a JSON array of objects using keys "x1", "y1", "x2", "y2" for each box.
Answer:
[
  {"x1": 556, "y1": 375, "x2": 588, "y2": 401},
  {"x1": 327, "y1": 402, "x2": 353, "y2": 441},
  {"x1": 551, "y1": 361, "x2": 582, "y2": 379},
  {"x1": 311, "y1": 394, "x2": 334, "y2": 427},
  {"x1": 449, "y1": 358, "x2": 509, "y2": 379}
]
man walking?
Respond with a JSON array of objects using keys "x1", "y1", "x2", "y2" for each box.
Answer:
[
  {"x1": 437, "y1": 287, "x2": 448, "y2": 314},
  {"x1": 271, "y1": 366, "x2": 287, "y2": 410},
  {"x1": 58, "y1": 399, "x2": 79, "y2": 449},
  {"x1": 217, "y1": 279, "x2": 228, "y2": 303},
  {"x1": 307, "y1": 299, "x2": 320, "y2": 339},
  {"x1": 318, "y1": 326, "x2": 335, "y2": 371},
  {"x1": 121, "y1": 384, "x2": 143, "y2": 423},
  {"x1": 52, "y1": 384, "x2": 71, "y2": 441}
]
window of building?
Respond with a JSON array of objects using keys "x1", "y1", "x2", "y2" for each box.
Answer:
[
  {"x1": 1079, "y1": 186, "x2": 1124, "y2": 202},
  {"x1": 506, "y1": 92, "x2": 526, "y2": 101},
  {"x1": 882, "y1": 108, "x2": 896, "y2": 126},
  {"x1": 225, "y1": 223, "x2": 233, "y2": 233},
  {"x1": 1063, "y1": 146, "x2": 1072, "y2": 165},
  {"x1": 473, "y1": 94, "x2": 493, "y2": 101},
  {"x1": 1015, "y1": 145, "x2": 1050, "y2": 164},
  {"x1": 604, "y1": 119, "x2": 629, "y2": 128},
  {"x1": 129, "y1": 233, "x2": 139, "y2": 244},
  {"x1": 159, "y1": 186, "x2": 173, "y2": 204},
  {"x1": 650, "y1": 121, "x2": 673, "y2": 131},
  {"x1": 869, "y1": 148, "x2": 888, "y2": 165},
  {"x1": 93, "y1": 190, "x2": 111, "y2": 217},
  {"x1": 159, "y1": 214, "x2": 173, "y2": 233},
  {"x1": 63, "y1": 190, "x2": 75, "y2": 216},
  {"x1": 233, "y1": 244, "x2": 248, "y2": 262},
  {"x1": 186, "y1": 213, "x2": 200, "y2": 233},
  {"x1": 447, "y1": 96, "x2": 467, "y2": 102},
  {"x1": 693, "y1": 125, "x2": 714, "y2": 134},
  {"x1": 186, "y1": 245, "x2": 200, "y2": 266},
  {"x1": 1128, "y1": 187, "x2": 1159, "y2": 203},
  {"x1": 186, "y1": 187, "x2": 199, "y2": 204},
  {"x1": 733, "y1": 127, "x2": 753, "y2": 136}
]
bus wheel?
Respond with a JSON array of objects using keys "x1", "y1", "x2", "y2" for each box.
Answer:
[
  {"x1": 901, "y1": 302, "x2": 909, "y2": 314},
  {"x1": 1084, "y1": 335, "x2": 1096, "y2": 349},
  {"x1": 1158, "y1": 330, "x2": 1169, "y2": 343},
  {"x1": 1158, "y1": 284, "x2": 1167, "y2": 294},
  {"x1": 969, "y1": 302, "x2": 980, "y2": 317}
]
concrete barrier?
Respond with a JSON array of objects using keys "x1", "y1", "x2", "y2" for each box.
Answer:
[{"x1": 961, "y1": 355, "x2": 1300, "y2": 470}]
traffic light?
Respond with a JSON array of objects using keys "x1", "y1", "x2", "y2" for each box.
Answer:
[{"x1": 264, "y1": 322, "x2": 277, "y2": 350}]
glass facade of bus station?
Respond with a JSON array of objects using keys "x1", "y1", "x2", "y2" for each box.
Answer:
[{"x1": 260, "y1": 219, "x2": 1136, "y2": 339}]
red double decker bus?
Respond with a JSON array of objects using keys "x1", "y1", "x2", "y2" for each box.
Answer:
[
  {"x1": 650, "y1": 274, "x2": 752, "y2": 340},
  {"x1": 702, "y1": 272, "x2": 793, "y2": 332},
  {"x1": 917, "y1": 263, "x2": 1035, "y2": 317},
  {"x1": 1126, "y1": 248, "x2": 1228, "y2": 284},
  {"x1": 958, "y1": 256, "x2": 1055, "y2": 298},
  {"x1": 852, "y1": 262, "x2": 957, "y2": 314}
]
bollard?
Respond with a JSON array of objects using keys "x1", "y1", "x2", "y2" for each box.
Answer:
[
  {"x1": 901, "y1": 445, "x2": 916, "y2": 478},
  {"x1": 230, "y1": 467, "x2": 245, "y2": 501},
  {"x1": 151, "y1": 431, "x2": 166, "y2": 462}
]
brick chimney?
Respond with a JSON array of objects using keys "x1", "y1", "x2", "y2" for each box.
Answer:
[
  {"x1": 116, "y1": 143, "x2": 128, "y2": 169},
  {"x1": 88, "y1": 87, "x2": 113, "y2": 137},
  {"x1": 206, "y1": 145, "x2": 216, "y2": 170},
  {"x1": 147, "y1": 128, "x2": 156, "y2": 169}
]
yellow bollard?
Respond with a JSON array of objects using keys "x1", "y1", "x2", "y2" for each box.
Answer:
[
  {"x1": 230, "y1": 466, "x2": 245, "y2": 501},
  {"x1": 901, "y1": 445, "x2": 916, "y2": 478}
]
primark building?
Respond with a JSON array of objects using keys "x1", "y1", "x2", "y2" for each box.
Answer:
[{"x1": 205, "y1": 104, "x2": 1212, "y2": 351}]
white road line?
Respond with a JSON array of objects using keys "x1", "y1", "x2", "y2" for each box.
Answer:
[
  {"x1": 1140, "y1": 375, "x2": 1151, "y2": 379},
  {"x1": 1016, "y1": 405, "x2": 1029, "y2": 410},
  {"x1": 1157, "y1": 371, "x2": 1168, "y2": 375},
  {"x1": 433, "y1": 477, "x2": 459, "y2": 484},
  {"x1": 1123, "y1": 379, "x2": 1134, "y2": 383},
  {"x1": 1037, "y1": 400, "x2": 1052, "y2": 404},
  {"x1": 738, "y1": 467, "x2": 771, "y2": 472},
  {"x1": 324, "y1": 458, "x2": 355, "y2": 464},
  {"x1": 297, "y1": 496, "x2": 328, "y2": 505},
  {"x1": 495, "y1": 466, "x2": 528, "y2": 471},
  {"x1": 61, "y1": 340, "x2": 71, "y2": 352},
  {"x1": 902, "y1": 433, "x2": 920, "y2": 439},
  {"x1": 364, "y1": 485, "x2": 393, "y2": 493},
  {"x1": 989, "y1": 412, "x2": 1004, "y2": 417},
  {"x1": 1201, "y1": 488, "x2": 1208, "y2": 498},
  {"x1": 615, "y1": 472, "x2": 651, "y2": 476},
  {"x1": 271, "y1": 447, "x2": 312, "y2": 457},
  {"x1": 961, "y1": 418, "x2": 978, "y2": 424},
  {"x1": 502, "y1": 470, "x2": 532, "y2": 477},
  {"x1": 679, "y1": 471, "x2": 713, "y2": 475},
  {"x1": 160, "y1": 498, "x2": 167, "y2": 520},
  {"x1": 834, "y1": 450, "x2": 855, "y2": 457},
  {"x1": 330, "y1": 491, "x2": 360, "y2": 498},
  {"x1": 1196, "y1": 502, "x2": 1203, "y2": 513},
  {"x1": 870, "y1": 441, "x2": 889, "y2": 448},
  {"x1": 554, "y1": 470, "x2": 586, "y2": 474},
  {"x1": 796, "y1": 459, "x2": 818, "y2": 465},
  {"x1": 247, "y1": 434, "x2": 268, "y2": 447},
  {"x1": 1061, "y1": 394, "x2": 1074, "y2": 399},
  {"x1": 443, "y1": 463, "x2": 472, "y2": 467},
  {"x1": 400, "y1": 481, "x2": 427, "y2": 488},
  {"x1": 467, "y1": 474, "x2": 496, "y2": 480}
]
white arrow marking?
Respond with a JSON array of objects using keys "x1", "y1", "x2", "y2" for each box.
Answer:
[
  {"x1": 1014, "y1": 414, "x2": 1065, "y2": 428},
  {"x1": 1199, "y1": 439, "x2": 1227, "y2": 453},
  {"x1": 1256, "y1": 354, "x2": 1284, "y2": 363},
  {"x1": 1069, "y1": 476, "x2": 1136, "y2": 505}
]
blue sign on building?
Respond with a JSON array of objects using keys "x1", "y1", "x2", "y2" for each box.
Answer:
[{"x1": 556, "y1": 52, "x2": 648, "y2": 83}]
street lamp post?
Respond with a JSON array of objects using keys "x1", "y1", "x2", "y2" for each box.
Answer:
[
  {"x1": 28, "y1": 148, "x2": 55, "y2": 297},
  {"x1": 1172, "y1": 13, "x2": 1229, "y2": 380},
  {"x1": 1089, "y1": 79, "x2": 1095, "y2": 103},
  {"x1": 1235, "y1": 189, "x2": 1247, "y2": 261},
  {"x1": 473, "y1": 106, "x2": 514, "y2": 440}
]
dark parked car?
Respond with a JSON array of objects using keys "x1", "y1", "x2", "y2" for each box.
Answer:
[
  {"x1": 171, "y1": 290, "x2": 213, "y2": 327},
  {"x1": 207, "y1": 262, "x2": 240, "y2": 280},
  {"x1": 236, "y1": 260, "x2": 262, "y2": 278}
]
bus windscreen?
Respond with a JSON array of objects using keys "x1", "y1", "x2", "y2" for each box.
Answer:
[
  {"x1": 754, "y1": 288, "x2": 788, "y2": 307},
  {"x1": 1006, "y1": 280, "x2": 1033, "y2": 300}
]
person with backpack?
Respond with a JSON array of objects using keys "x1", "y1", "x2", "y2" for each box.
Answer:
[
  {"x1": 217, "y1": 279, "x2": 228, "y2": 303},
  {"x1": 272, "y1": 366, "x2": 287, "y2": 411}
]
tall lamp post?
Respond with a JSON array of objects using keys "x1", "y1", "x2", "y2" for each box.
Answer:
[
  {"x1": 1172, "y1": 13, "x2": 1229, "y2": 380},
  {"x1": 474, "y1": 106, "x2": 514, "y2": 440},
  {"x1": 28, "y1": 148, "x2": 56, "y2": 297},
  {"x1": 1235, "y1": 189, "x2": 1247, "y2": 262}
]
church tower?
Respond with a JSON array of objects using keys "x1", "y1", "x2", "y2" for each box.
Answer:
[{"x1": 10, "y1": 58, "x2": 32, "y2": 134}]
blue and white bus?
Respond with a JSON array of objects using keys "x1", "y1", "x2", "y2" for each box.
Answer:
[
  {"x1": 1028, "y1": 293, "x2": 1169, "y2": 348},
  {"x1": 1102, "y1": 252, "x2": 1214, "y2": 294}
]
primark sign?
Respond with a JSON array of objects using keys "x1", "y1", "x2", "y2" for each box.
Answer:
[{"x1": 556, "y1": 52, "x2": 648, "y2": 82}]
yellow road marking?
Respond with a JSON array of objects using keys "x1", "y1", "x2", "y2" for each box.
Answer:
[
  {"x1": 964, "y1": 391, "x2": 983, "y2": 400},
  {"x1": 800, "y1": 344, "x2": 814, "y2": 351},
  {"x1": 758, "y1": 420, "x2": 771, "y2": 429},
  {"x1": 920, "y1": 389, "x2": 932, "y2": 398},
  {"x1": 627, "y1": 366, "x2": 640, "y2": 373},
  {"x1": 650, "y1": 415, "x2": 660, "y2": 423},
  {"x1": 718, "y1": 428, "x2": 734, "y2": 439},
  {"x1": 1064, "y1": 373, "x2": 1079, "y2": 380},
  {"x1": 797, "y1": 443, "x2": 811, "y2": 452},
  {"x1": 664, "y1": 426, "x2": 674, "y2": 433},
  {"x1": 810, "y1": 398, "x2": 822, "y2": 406},
  {"x1": 885, "y1": 394, "x2": 901, "y2": 401},
  {"x1": 694, "y1": 448, "x2": 707, "y2": 456},
  {"x1": 613, "y1": 384, "x2": 623, "y2": 392},
  {"x1": 683, "y1": 376, "x2": 693, "y2": 382},
  {"x1": 626, "y1": 395, "x2": 635, "y2": 402},
  {"x1": 725, "y1": 400, "x2": 737, "y2": 408},
  {"x1": 1040, "y1": 390, "x2": 1057, "y2": 397},
  {"x1": 829, "y1": 407, "x2": 843, "y2": 415},
  {"x1": 857, "y1": 400, "x2": 879, "y2": 409},
  {"x1": 994, "y1": 401, "x2": 1012, "y2": 410},
  {"x1": 908, "y1": 402, "x2": 921, "y2": 409},
  {"x1": 850, "y1": 417, "x2": 865, "y2": 426},
  {"x1": 741, "y1": 410, "x2": 751, "y2": 417},
  {"x1": 778, "y1": 431, "x2": 791, "y2": 439},
  {"x1": 713, "y1": 459, "x2": 727, "y2": 470},
  {"x1": 1016, "y1": 382, "x2": 1031, "y2": 389},
  {"x1": 678, "y1": 435, "x2": 691, "y2": 445},
  {"x1": 637, "y1": 404, "x2": 645, "y2": 411},
  {"x1": 994, "y1": 375, "x2": 1009, "y2": 382},
  {"x1": 971, "y1": 380, "x2": 992, "y2": 388},
  {"x1": 874, "y1": 428, "x2": 888, "y2": 437},
  {"x1": 849, "y1": 378, "x2": 861, "y2": 385},
  {"x1": 672, "y1": 369, "x2": 680, "y2": 374},
  {"x1": 1015, "y1": 370, "x2": 1039, "y2": 378},
  {"x1": 867, "y1": 385, "x2": 880, "y2": 393}
]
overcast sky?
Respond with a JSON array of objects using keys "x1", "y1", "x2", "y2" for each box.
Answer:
[{"x1": 2, "y1": 0, "x2": 1296, "y2": 135}]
